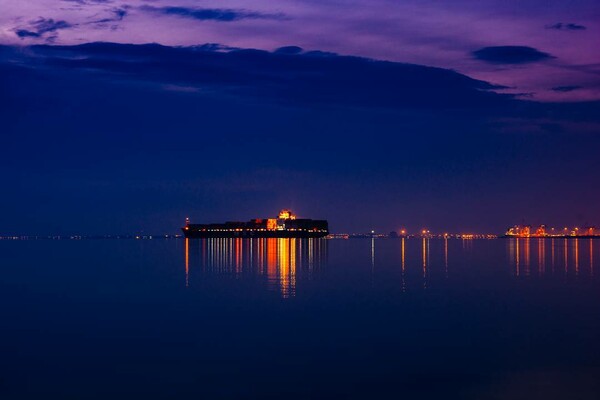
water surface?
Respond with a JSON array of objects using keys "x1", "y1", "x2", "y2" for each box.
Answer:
[{"x1": 1, "y1": 238, "x2": 599, "y2": 399}]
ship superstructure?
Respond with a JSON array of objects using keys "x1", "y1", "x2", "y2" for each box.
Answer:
[{"x1": 182, "y1": 209, "x2": 329, "y2": 238}]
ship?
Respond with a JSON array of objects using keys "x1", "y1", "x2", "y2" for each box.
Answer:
[{"x1": 182, "y1": 209, "x2": 329, "y2": 238}]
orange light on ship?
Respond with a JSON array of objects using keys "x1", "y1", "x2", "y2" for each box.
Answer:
[
  {"x1": 266, "y1": 219, "x2": 277, "y2": 230},
  {"x1": 278, "y1": 209, "x2": 296, "y2": 220}
]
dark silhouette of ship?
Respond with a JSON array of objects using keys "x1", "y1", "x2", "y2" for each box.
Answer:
[{"x1": 182, "y1": 209, "x2": 329, "y2": 238}]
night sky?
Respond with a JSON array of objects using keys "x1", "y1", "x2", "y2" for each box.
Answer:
[{"x1": 1, "y1": 0, "x2": 599, "y2": 235}]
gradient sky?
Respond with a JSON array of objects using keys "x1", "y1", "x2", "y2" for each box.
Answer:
[{"x1": 1, "y1": 0, "x2": 599, "y2": 234}]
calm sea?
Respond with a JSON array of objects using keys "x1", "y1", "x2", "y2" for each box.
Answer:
[{"x1": 1, "y1": 238, "x2": 599, "y2": 399}]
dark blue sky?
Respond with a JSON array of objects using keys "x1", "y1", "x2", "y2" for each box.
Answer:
[{"x1": 1, "y1": 1, "x2": 599, "y2": 235}]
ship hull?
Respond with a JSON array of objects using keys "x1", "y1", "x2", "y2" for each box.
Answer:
[{"x1": 182, "y1": 229, "x2": 328, "y2": 239}]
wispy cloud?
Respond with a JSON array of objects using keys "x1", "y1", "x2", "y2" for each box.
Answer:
[
  {"x1": 472, "y1": 46, "x2": 554, "y2": 64},
  {"x1": 61, "y1": 0, "x2": 113, "y2": 4},
  {"x1": 551, "y1": 85, "x2": 581, "y2": 92},
  {"x1": 90, "y1": 7, "x2": 128, "y2": 24},
  {"x1": 14, "y1": 18, "x2": 73, "y2": 40},
  {"x1": 87, "y1": 6, "x2": 129, "y2": 29},
  {"x1": 546, "y1": 22, "x2": 586, "y2": 31},
  {"x1": 13, "y1": 6, "x2": 129, "y2": 40},
  {"x1": 140, "y1": 5, "x2": 288, "y2": 22}
]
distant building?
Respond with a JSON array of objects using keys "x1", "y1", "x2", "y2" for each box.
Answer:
[
  {"x1": 505, "y1": 224, "x2": 599, "y2": 237},
  {"x1": 506, "y1": 225, "x2": 533, "y2": 237},
  {"x1": 535, "y1": 225, "x2": 546, "y2": 236}
]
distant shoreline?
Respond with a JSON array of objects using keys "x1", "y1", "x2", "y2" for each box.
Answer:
[
  {"x1": 500, "y1": 235, "x2": 600, "y2": 239},
  {"x1": 3, "y1": 235, "x2": 600, "y2": 241}
]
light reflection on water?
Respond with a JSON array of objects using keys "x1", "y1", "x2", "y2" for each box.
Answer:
[
  {"x1": 185, "y1": 237, "x2": 600, "y2": 298},
  {"x1": 507, "y1": 238, "x2": 595, "y2": 278},
  {"x1": 184, "y1": 238, "x2": 327, "y2": 298}
]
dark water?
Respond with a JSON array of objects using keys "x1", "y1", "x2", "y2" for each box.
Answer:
[{"x1": 1, "y1": 238, "x2": 599, "y2": 399}]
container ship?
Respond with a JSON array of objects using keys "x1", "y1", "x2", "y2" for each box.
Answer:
[{"x1": 182, "y1": 209, "x2": 329, "y2": 238}]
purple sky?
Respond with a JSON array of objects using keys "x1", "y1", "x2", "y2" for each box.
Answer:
[
  {"x1": 1, "y1": 0, "x2": 600, "y2": 235},
  {"x1": 1, "y1": 0, "x2": 599, "y2": 101}
]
